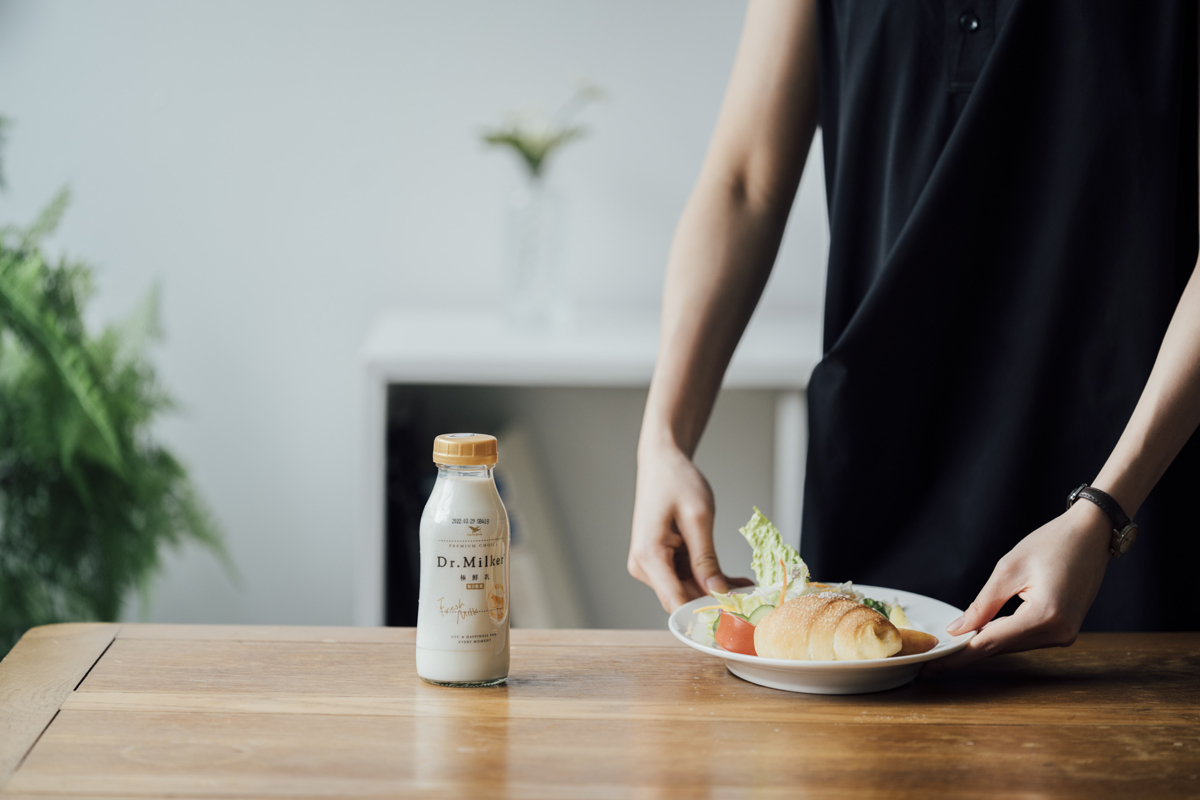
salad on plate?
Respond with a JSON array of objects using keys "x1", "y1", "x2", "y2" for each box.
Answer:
[{"x1": 688, "y1": 508, "x2": 918, "y2": 657}]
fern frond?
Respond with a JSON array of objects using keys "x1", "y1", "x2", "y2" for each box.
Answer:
[
  {"x1": 114, "y1": 283, "x2": 164, "y2": 365},
  {"x1": 0, "y1": 247, "x2": 124, "y2": 473},
  {"x1": 21, "y1": 187, "x2": 70, "y2": 250},
  {"x1": 0, "y1": 145, "x2": 227, "y2": 655}
]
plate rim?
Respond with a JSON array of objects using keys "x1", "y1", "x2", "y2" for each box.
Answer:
[{"x1": 668, "y1": 583, "x2": 976, "y2": 669}]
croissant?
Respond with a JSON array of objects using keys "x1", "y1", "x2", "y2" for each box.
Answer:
[{"x1": 754, "y1": 593, "x2": 903, "y2": 661}]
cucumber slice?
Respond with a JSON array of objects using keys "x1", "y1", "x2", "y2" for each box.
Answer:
[{"x1": 748, "y1": 604, "x2": 775, "y2": 625}]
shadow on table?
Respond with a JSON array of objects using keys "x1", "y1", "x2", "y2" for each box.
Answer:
[{"x1": 874, "y1": 646, "x2": 1200, "y2": 707}]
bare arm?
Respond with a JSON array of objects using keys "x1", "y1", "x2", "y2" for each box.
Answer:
[
  {"x1": 629, "y1": 0, "x2": 819, "y2": 611},
  {"x1": 1088, "y1": 13, "x2": 1200, "y2": 517},
  {"x1": 1091, "y1": 265, "x2": 1200, "y2": 516},
  {"x1": 939, "y1": 38, "x2": 1200, "y2": 666},
  {"x1": 940, "y1": 261, "x2": 1200, "y2": 667}
]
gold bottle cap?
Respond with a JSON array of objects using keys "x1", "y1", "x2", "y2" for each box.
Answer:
[{"x1": 432, "y1": 433, "x2": 499, "y2": 466}]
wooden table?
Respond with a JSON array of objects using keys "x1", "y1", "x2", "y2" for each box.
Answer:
[{"x1": 1, "y1": 625, "x2": 1197, "y2": 798}]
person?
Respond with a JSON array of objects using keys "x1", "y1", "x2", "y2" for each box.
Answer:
[{"x1": 628, "y1": 0, "x2": 1200, "y2": 668}]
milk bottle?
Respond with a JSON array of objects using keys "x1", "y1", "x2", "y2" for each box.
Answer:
[{"x1": 415, "y1": 433, "x2": 510, "y2": 685}]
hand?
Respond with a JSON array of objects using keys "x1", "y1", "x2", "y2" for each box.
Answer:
[
  {"x1": 928, "y1": 499, "x2": 1113, "y2": 672},
  {"x1": 628, "y1": 440, "x2": 753, "y2": 612}
]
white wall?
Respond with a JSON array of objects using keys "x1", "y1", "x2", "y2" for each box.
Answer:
[{"x1": 0, "y1": 1, "x2": 828, "y2": 627}]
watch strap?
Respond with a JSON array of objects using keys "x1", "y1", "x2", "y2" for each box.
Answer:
[{"x1": 1067, "y1": 484, "x2": 1132, "y2": 531}]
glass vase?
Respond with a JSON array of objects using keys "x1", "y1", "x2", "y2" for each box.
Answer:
[{"x1": 504, "y1": 176, "x2": 565, "y2": 330}]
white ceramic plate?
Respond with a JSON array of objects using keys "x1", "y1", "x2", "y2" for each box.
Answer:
[{"x1": 668, "y1": 584, "x2": 975, "y2": 695}]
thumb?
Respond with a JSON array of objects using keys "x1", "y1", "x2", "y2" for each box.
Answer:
[
  {"x1": 675, "y1": 505, "x2": 726, "y2": 594},
  {"x1": 948, "y1": 562, "x2": 1018, "y2": 635}
]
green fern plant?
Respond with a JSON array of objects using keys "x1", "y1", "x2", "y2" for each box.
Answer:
[{"x1": 0, "y1": 181, "x2": 227, "y2": 654}]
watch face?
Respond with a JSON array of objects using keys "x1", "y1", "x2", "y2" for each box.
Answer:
[{"x1": 1116, "y1": 524, "x2": 1138, "y2": 555}]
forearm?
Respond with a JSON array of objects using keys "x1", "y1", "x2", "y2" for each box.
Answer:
[
  {"x1": 638, "y1": 0, "x2": 819, "y2": 460},
  {"x1": 943, "y1": 258, "x2": 1200, "y2": 665},
  {"x1": 1093, "y1": 257, "x2": 1200, "y2": 516},
  {"x1": 641, "y1": 179, "x2": 802, "y2": 458}
]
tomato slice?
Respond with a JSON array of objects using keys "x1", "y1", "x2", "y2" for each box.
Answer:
[{"x1": 714, "y1": 611, "x2": 757, "y2": 656}]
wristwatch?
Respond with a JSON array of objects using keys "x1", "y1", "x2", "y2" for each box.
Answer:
[{"x1": 1067, "y1": 484, "x2": 1138, "y2": 558}]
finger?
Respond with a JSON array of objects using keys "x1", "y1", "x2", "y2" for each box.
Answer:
[
  {"x1": 931, "y1": 614, "x2": 1025, "y2": 671},
  {"x1": 947, "y1": 560, "x2": 1020, "y2": 635},
  {"x1": 932, "y1": 601, "x2": 1072, "y2": 672},
  {"x1": 628, "y1": 508, "x2": 686, "y2": 608},
  {"x1": 638, "y1": 547, "x2": 690, "y2": 612},
  {"x1": 627, "y1": 532, "x2": 690, "y2": 611},
  {"x1": 727, "y1": 576, "x2": 755, "y2": 588},
  {"x1": 675, "y1": 503, "x2": 727, "y2": 594},
  {"x1": 671, "y1": 548, "x2": 707, "y2": 600}
]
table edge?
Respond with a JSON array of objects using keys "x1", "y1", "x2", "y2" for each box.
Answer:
[
  {"x1": 113, "y1": 625, "x2": 684, "y2": 648},
  {"x1": 0, "y1": 623, "x2": 119, "y2": 790}
]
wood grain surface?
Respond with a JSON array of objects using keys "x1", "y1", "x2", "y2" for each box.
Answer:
[
  {"x1": 0, "y1": 624, "x2": 118, "y2": 788},
  {"x1": 1, "y1": 626, "x2": 1198, "y2": 798}
]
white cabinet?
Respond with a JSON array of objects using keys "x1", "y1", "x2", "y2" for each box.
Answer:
[{"x1": 357, "y1": 308, "x2": 822, "y2": 627}]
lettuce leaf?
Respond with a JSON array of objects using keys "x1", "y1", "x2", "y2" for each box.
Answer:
[
  {"x1": 739, "y1": 507, "x2": 808, "y2": 590},
  {"x1": 707, "y1": 589, "x2": 774, "y2": 618}
]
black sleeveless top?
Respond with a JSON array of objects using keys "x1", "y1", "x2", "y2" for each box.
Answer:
[{"x1": 802, "y1": 0, "x2": 1199, "y2": 630}]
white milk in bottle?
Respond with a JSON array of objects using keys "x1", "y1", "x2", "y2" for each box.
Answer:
[{"x1": 416, "y1": 433, "x2": 510, "y2": 685}]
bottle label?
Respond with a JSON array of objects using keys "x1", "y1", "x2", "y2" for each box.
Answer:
[{"x1": 417, "y1": 514, "x2": 508, "y2": 651}]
